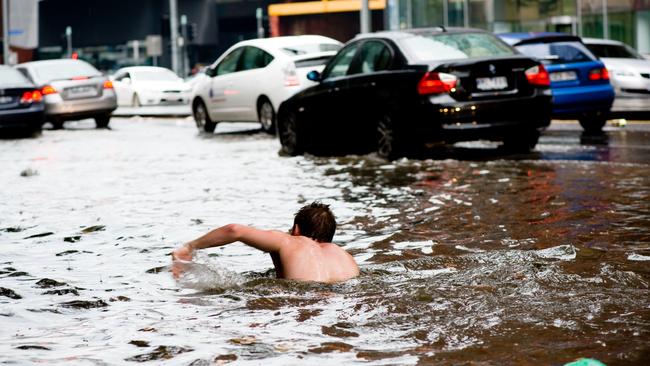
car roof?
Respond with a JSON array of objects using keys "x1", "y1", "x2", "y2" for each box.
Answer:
[
  {"x1": 354, "y1": 27, "x2": 489, "y2": 41},
  {"x1": 499, "y1": 32, "x2": 582, "y2": 46},
  {"x1": 117, "y1": 66, "x2": 175, "y2": 73},
  {"x1": 582, "y1": 37, "x2": 625, "y2": 46},
  {"x1": 235, "y1": 35, "x2": 342, "y2": 49}
]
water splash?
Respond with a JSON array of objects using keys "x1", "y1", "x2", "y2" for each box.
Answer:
[{"x1": 175, "y1": 260, "x2": 246, "y2": 291}]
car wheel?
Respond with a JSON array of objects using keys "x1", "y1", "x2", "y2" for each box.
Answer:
[
  {"x1": 50, "y1": 119, "x2": 64, "y2": 130},
  {"x1": 502, "y1": 129, "x2": 540, "y2": 152},
  {"x1": 278, "y1": 110, "x2": 303, "y2": 156},
  {"x1": 193, "y1": 101, "x2": 216, "y2": 133},
  {"x1": 579, "y1": 115, "x2": 607, "y2": 133},
  {"x1": 95, "y1": 114, "x2": 111, "y2": 128},
  {"x1": 132, "y1": 94, "x2": 142, "y2": 107},
  {"x1": 258, "y1": 98, "x2": 276, "y2": 134}
]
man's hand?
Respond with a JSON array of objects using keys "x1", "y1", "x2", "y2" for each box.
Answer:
[{"x1": 171, "y1": 243, "x2": 194, "y2": 279}]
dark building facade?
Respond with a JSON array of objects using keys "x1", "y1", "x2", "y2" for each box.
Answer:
[{"x1": 38, "y1": 0, "x2": 274, "y2": 73}]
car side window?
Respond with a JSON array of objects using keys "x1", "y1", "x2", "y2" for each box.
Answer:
[
  {"x1": 321, "y1": 43, "x2": 360, "y2": 80},
  {"x1": 353, "y1": 41, "x2": 393, "y2": 75},
  {"x1": 216, "y1": 47, "x2": 244, "y2": 76},
  {"x1": 238, "y1": 46, "x2": 274, "y2": 72}
]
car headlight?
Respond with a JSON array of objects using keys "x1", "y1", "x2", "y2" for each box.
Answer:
[{"x1": 613, "y1": 69, "x2": 637, "y2": 77}]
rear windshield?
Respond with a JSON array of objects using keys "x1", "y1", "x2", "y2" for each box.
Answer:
[
  {"x1": 33, "y1": 61, "x2": 101, "y2": 82},
  {"x1": 586, "y1": 43, "x2": 644, "y2": 59},
  {"x1": 0, "y1": 68, "x2": 30, "y2": 86},
  {"x1": 515, "y1": 42, "x2": 596, "y2": 64},
  {"x1": 280, "y1": 43, "x2": 341, "y2": 56},
  {"x1": 400, "y1": 32, "x2": 516, "y2": 62}
]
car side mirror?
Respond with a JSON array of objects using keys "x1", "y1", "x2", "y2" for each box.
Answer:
[
  {"x1": 205, "y1": 67, "x2": 217, "y2": 77},
  {"x1": 307, "y1": 70, "x2": 321, "y2": 82}
]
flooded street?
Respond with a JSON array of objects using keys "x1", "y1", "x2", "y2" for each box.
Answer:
[{"x1": 1, "y1": 117, "x2": 649, "y2": 365}]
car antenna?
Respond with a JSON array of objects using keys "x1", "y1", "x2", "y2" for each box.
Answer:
[{"x1": 438, "y1": 25, "x2": 447, "y2": 32}]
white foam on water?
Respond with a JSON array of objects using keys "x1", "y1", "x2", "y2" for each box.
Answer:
[
  {"x1": 536, "y1": 245, "x2": 577, "y2": 261},
  {"x1": 175, "y1": 260, "x2": 246, "y2": 291},
  {"x1": 627, "y1": 253, "x2": 650, "y2": 261}
]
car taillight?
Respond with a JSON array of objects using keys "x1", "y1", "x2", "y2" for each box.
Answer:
[
  {"x1": 417, "y1": 72, "x2": 457, "y2": 95},
  {"x1": 525, "y1": 64, "x2": 550, "y2": 86},
  {"x1": 103, "y1": 80, "x2": 114, "y2": 89},
  {"x1": 42, "y1": 85, "x2": 58, "y2": 95},
  {"x1": 589, "y1": 67, "x2": 609, "y2": 81},
  {"x1": 283, "y1": 63, "x2": 300, "y2": 87},
  {"x1": 20, "y1": 90, "x2": 43, "y2": 104}
]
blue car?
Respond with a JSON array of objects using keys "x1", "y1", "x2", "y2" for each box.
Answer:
[{"x1": 499, "y1": 33, "x2": 615, "y2": 132}]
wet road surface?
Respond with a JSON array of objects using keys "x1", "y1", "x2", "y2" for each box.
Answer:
[{"x1": 1, "y1": 117, "x2": 649, "y2": 365}]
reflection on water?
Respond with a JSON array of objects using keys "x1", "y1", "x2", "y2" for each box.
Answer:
[{"x1": 1, "y1": 119, "x2": 649, "y2": 365}]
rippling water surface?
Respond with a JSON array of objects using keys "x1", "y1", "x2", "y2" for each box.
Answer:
[{"x1": 1, "y1": 118, "x2": 649, "y2": 365}]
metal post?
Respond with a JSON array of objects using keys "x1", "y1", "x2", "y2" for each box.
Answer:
[
  {"x1": 169, "y1": 0, "x2": 179, "y2": 75},
  {"x1": 443, "y1": 0, "x2": 449, "y2": 27},
  {"x1": 256, "y1": 8, "x2": 264, "y2": 38},
  {"x1": 406, "y1": 0, "x2": 412, "y2": 28},
  {"x1": 463, "y1": 0, "x2": 469, "y2": 28},
  {"x1": 360, "y1": 0, "x2": 370, "y2": 33},
  {"x1": 2, "y1": 0, "x2": 9, "y2": 65},
  {"x1": 576, "y1": 0, "x2": 582, "y2": 36},
  {"x1": 180, "y1": 14, "x2": 189, "y2": 77},
  {"x1": 602, "y1": 0, "x2": 608, "y2": 39},
  {"x1": 65, "y1": 26, "x2": 72, "y2": 58}
]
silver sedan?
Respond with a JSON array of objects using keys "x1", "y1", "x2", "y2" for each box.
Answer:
[
  {"x1": 15, "y1": 59, "x2": 117, "y2": 129},
  {"x1": 584, "y1": 38, "x2": 650, "y2": 112}
]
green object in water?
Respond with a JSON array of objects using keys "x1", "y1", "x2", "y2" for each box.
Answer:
[{"x1": 564, "y1": 359, "x2": 606, "y2": 366}]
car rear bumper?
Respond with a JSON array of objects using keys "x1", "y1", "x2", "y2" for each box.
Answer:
[
  {"x1": 0, "y1": 104, "x2": 45, "y2": 129},
  {"x1": 418, "y1": 91, "x2": 553, "y2": 142},
  {"x1": 45, "y1": 92, "x2": 118, "y2": 120},
  {"x1": 552, "y1": 84, "x2": 615, "y2": 115}
]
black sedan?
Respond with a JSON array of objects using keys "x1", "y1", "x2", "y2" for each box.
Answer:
[
  {"x1": 277, "y1": 28, "x2": 554, "y2": 159},
  {"x1": 0, "y1": 65, "x2": 45, "y2": 134}
]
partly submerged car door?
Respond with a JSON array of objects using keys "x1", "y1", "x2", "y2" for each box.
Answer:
[
  {"x1": 227, "y1": 46, "x2": 275, "y2": 121},
  {"x1": 207, "y1": 47, "x2": 244, "y2": 121},
  {"x1": 297, "y1": 42, "x2": 360, "y2": 153}
]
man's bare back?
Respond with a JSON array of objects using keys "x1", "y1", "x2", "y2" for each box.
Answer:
[{"x1": 171, "y1": 203, "x2": 359, "y2": 283}]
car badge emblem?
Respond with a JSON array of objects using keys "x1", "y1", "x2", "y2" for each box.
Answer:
[{"x1": 489, "y1": 64, "x2": 497, "y2": 75}]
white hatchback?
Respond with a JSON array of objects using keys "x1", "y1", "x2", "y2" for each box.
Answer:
[
  {"x1": 191, "y1": 35, "x2": 342, "y2": 134},
  {"x1": 112, "y1": 66, "x2": 192, "y2": 107}
]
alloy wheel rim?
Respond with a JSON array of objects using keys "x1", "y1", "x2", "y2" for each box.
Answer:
[
  {"x1": 195, "y1": 104, "x2": 206, "y2": 129},
  {"x1": 260, "y1": 102, "x2": 273, "y2": 130}
]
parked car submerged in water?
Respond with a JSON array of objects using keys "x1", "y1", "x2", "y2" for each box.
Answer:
[
  {"x1": 499, "y1": 33, "x2": 615, "y2": 132},
  {"x1": 0, "y1": 65, "x2": 45, "y2": 134},
  {"x1": 16, "y1": 59, "x2": 117, "y2": 129},
  {"x1": 277, "y1": 28, "x2": 553, "y2": 159},
  {"x1": 112, "y1": 66, "x2": 192, "y2": 107},
  {"x1": 192, "y1": 35, "x2": 342, "y2": 134},
  {"x1": 583, "y1": 37, "x2": 650, "y2": 113}
]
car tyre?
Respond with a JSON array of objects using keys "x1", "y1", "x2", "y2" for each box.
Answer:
[
  {"x1": 579, "y1": 115, "x2": 607, "y2": 134},
  {"x1": 278, "y1": 110, "x2": 303, "y2": 156},
  {"x1": 258, "y1": 98, "x2": 276, "y2": 134},
  {"x1": 193, "y1": 101, "x2": 216, "y2": 133},
  {"x1": 95, "y1": 114, "x2": 111, "y2": 128},
  {"x1": 502, "y1": 129, "x2": 540, "y2": 152},
  {"x1": 50, "y1": 119, "x2": 64, "y2": 130}
]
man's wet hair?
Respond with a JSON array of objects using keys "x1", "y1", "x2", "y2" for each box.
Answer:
[{"x1": 293, "y1": 202, "x2": 336, "y2": 242}]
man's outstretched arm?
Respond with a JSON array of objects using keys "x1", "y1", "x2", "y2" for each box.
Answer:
[{"x1": 172, "y1": 224, "x2": 291, "y2": 261}]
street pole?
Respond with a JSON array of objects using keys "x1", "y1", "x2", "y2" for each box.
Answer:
[
  {"x1": 65, "y1": 26, "x2": 72, "y2": 58},
  {"x1": 180, "y1": 14, "x2": 190, "y2": 77},
  {"x1": 463, "y1": 0, "x2": 469, "y2": 28},
  {"x1": 443, "y1": 0, "x2": 449, "y2": 28},
  {"x1": 576, "y1": 0, "x2": 582, "y2": 36},
  {"x1": 360, "y1": 0, "x2": 370, "y2": 33},
  {"x1": 2, "y1": 0, "x2": 10, "y2": 65},
  {"x1": 602, "y1": 0, "x2": 609, "y2": 39},
  {"x1": 256, "y1": 8, "x2": 264, "y2": 38},
  {"x1": 169, "y1": 0, "x2": 179, "y2": 75}
]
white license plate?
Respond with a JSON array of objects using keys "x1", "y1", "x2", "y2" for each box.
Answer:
[
  {"x1": 67, "y1": 86, "x2": 97, "y2": 98},
  {"x1": 550, "y1": 71, "x2": 577, "y2": 82},
  {"x1": 0, "y1": 96, "x2": 12, "y2": 104},
  {"x1": 476, "y1": 76, "x2": 508, "y2": 91}
]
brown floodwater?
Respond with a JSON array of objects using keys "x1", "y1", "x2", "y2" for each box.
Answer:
[{"x1": 1, "y1": 118, "x2": 649, "y2": 365}]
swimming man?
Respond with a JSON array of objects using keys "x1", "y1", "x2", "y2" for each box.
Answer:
[{"x1": 171, "y1": 202, "x2": 359, "y2": 283}]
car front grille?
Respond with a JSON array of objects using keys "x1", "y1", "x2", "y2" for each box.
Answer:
[{"x1": 621, "y1": 88, "x2": 650, "y2": 95}]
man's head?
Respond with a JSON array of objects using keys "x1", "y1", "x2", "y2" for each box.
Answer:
[{"x1": 292, "y1": 202, "x2": 336, "y2": 242}]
